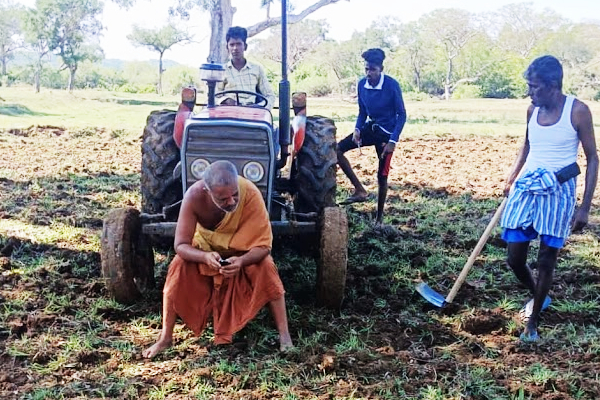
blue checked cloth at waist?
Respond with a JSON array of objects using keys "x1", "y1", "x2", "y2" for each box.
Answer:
[{"x1": 500, "y1": 168, "x2": 576, "y2": 239}]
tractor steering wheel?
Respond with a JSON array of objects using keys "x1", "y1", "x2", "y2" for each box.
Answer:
[{"x1": 215, "y1": 90, "x2": 269, "y2": 108}]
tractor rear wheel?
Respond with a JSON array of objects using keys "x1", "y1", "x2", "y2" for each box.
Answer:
[
  {"x1": 141, "y1": 110, "x2": 182, "y2": 216},
  {"x1": 101, "y1": 208, "x2": 155, "y2": 304},
  {"x1": 316, "y1": 207, "x2": 348, "y2": 309},
  {"x1": 294, "y1": 116, "x2": 337, "y2": 213}
]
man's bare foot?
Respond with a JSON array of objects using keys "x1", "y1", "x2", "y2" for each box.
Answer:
[
  {"x1": 279, "y1": 333, "x2": 294, "y2": 352},
  {"x1": 142, "y1": 338, "x2": 172, "y2": 359}
]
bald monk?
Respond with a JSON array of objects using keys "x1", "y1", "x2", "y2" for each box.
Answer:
[{"x1": 142, "y1": 160, "x2": 293, "y2": 358}]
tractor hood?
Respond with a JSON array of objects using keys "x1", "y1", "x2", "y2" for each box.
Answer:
[{"x1": 193, "y1": 106, "x2": 273, "y2": 126}]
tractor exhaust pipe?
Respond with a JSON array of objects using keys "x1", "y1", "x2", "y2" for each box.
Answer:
[{"x1": 278, "y1": 0, "x2": 291, "y2": 166}]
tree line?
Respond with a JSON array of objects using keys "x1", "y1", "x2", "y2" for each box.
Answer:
[
  {"x1": 1, "y1": 0, "x2": 600, "y2": 100},
  {"x1": 0, "y1": 0, "x2": 340, "y2": 94},
  {"x1": 251, "y1": 4, "x2": 600, "y2": 100}
]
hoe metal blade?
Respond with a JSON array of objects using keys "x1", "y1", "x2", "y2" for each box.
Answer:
[
  {"x1": 415, "y1": 199, "x2": 507, "y2": 309},
  {"x1": 415, "y1": 282, "x2": 447, "y2": 308}
]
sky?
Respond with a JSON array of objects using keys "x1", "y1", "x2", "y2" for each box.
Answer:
[{"x1": 15, "y1": 0, "x2": 600, "y2": 67}]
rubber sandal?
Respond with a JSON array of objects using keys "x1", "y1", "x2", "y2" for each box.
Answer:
[
  {"x1": 519, "y1": 330, "x2": 540, "y2": 343},
  {"x1": 340, "y1": 194, "x2": 369, "y2": 205},
  {"x1": 519, "y1": 295, "x2": 551, "y2": 323}
]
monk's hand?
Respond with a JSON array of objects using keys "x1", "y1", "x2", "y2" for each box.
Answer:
[
  {"x1": 202, "y1": 251, "x2": 222, "y2": 271},
  {"x1": 572, "y1": 208, "x2": 589, "y2": 233},
  {"x1": 219, "y1": 256, "x2": 243, "y2": 278},
  {"x1": 381, "y1": 142, "x2": 395, "y2": 159}
]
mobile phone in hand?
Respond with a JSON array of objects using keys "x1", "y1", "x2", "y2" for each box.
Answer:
[{"x1": 219, "y1": 259, "x2": 231, "y2": 266}]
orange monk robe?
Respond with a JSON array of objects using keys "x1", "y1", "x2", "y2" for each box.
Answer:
[{"x1": 162, "y1": 177, "x2": 285, "y2": 344}]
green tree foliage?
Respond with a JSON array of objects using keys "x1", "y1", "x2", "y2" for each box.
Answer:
[
  {"x1": 33, "y1": 0, "x2": 104, "y2": 92},
  {"x1": 252, "y1": 19, "x2": 328, "y2": 73},
  {"x1": 311, "y1": 39, "x2": 362, "y2": 95},
  {"x1": 359, "y1": 17, "x2": 399, "y2": 52},
  {"x1": 0, "y1": 1, "x2": 24, "y2": 76},
  {"x1": 539, "y1": 23, "x2": 600, "y2": 99},
  {"x1": 22, "y1": 4, "x2": 52, "y2": 92},
  {"x1": 6, "y1": 1, "x2": 600, "y2": 100},
  {"x1": 494, "y1": 3, "x2": 563, "y2": 59},
  {"x1": 127, "y1": 24, "x2": 192, "y2": 95},
  {"x1": 477, "y1": 55, "x2": 527, "y2": 99},
  {"x1": 162, "y1": 64, "x2": 203, "y2": 95},
  {"x1": 394, "y1": 21, "x2": 434, "y2": 93},
  {"x1": 421, "y1": 8, "x2": 480, "y2": 100},
  {"x1": 146, "y1": 0, "x2": 345, "y2": 63}
]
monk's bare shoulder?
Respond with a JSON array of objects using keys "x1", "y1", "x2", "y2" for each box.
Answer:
[{"x1": 185, "y1": 180, "x2": 206, "y2": 200}]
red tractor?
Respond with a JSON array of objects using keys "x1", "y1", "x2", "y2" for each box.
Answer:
[{"x1": 100, "y1": 3, "x2": 348, "y2": 309}]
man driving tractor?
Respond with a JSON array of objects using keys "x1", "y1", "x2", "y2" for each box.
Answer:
[{"x1": 216, "y1": 26, "x2": 276, "y2": 109}]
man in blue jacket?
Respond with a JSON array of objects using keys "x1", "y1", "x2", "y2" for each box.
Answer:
[{"x1": 337, "y1": 48, "x2": 407, "y2": 224}]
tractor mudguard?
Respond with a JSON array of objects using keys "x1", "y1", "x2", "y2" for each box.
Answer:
[
  {"x1": 173, "y1": 87, "x2": 196, "y2": 148},
  {"x1": 291, "y1": 92, "x2": 307, "y2": 157},
  {"x1": 291, "y1": 114, "x2": 306, "y2": 158}
]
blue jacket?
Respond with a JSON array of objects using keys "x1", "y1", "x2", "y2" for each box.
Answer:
[{"x1": 355, "y1": 74, "x2": 407, "y2": 143}]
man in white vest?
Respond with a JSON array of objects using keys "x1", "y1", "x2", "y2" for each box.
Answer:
[{"x1": 501, "y1": 55, "x2": 598, "y2": 342}]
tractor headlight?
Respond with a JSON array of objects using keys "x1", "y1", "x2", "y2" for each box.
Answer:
[
  {"x1": 242, "y1": 162, "x2": 264, "y2": 183},
  {"x1": 190, "y1": 158, "x2": 210, "y2": 180}
]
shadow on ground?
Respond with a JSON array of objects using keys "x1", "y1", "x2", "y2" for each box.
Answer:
[{"x1": 0, "y1": 103, "x2": 52, "y2": 117}]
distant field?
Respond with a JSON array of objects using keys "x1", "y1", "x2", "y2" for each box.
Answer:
[
  {"x1": 0, "y1": 86, "x2": 180, "y2": 133},
  {"x1": 4, "y1": 85, "x2": 599, "y2": 138}
]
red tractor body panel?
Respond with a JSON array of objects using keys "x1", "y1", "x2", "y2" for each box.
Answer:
[
  {"x1": 173, "y1": 87, "x2": 197, "y2": 148},
  {"x1": 174, "y1": 103, "x2": 193, "y2": 148},
  {"x1": 291, "y1": 114, "x2": 306, "y2": 158},
  {"x1": 196, "y1": 106, "x2": 273, "y2": 125}
]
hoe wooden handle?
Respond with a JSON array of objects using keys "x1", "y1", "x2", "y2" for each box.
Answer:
[{"x1": 445, "y1": 198, "x2": 508, "y2": 304}]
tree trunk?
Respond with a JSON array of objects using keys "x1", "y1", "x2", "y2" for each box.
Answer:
[
  {"x1": 444, "y1": 58, "x2": 453, "y2": 100},
  {"x1": 414, "y1": 69, "x2": 421, "y2": 92},
  {"x1": 35, "y1": 61, "x2": 41, "y2": 93},
  {"x1": 205, "y1": 0, "x2": 345, "y2": 64},
  {"x1": 158, "y1": 53, "x2": 164, "y2": 95},
  {"x1": 207, "y1": 0, "x2": 235, "y2": 64},
  {"x1": 0, "y1": 54, "x2": 6, "y2": 76},
  {"x1": 68, "y1": 66, "x2": 77, "y2": 92}
]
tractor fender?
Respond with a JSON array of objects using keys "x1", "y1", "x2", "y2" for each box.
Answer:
[
  {"x1": 291, "y1": 114, "x2": 306, "y2": 158},
  {"x1": 173, "y1": 87, "x2": 197, "y2": 148},
  {"x1": 173, "y1": 103, "x2": 193, "y2": 148}
]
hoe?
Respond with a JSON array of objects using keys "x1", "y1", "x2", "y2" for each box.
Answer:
[{"x1": 416, "y1": 198, "x2": 507, "y2": 307}]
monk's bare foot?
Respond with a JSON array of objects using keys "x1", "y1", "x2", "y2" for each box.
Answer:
[
  {"x1": 279, "y1": 333, "x2": 294, "y2": 352},
  {"x1": 142, "y1": 338, "x2": 172, "y2": 359}
]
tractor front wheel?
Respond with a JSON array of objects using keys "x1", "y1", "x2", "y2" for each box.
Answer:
[
  {"x1": 316, "y1": 207, "x2": 348, "y2": 309},
  {"x1": 101, "y1": 208, "x2": 155, "y2": 304}
]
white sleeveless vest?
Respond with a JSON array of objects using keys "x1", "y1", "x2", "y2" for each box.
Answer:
[{"x1": 524, "y1": 95, "x2": 579, "y2": 174}]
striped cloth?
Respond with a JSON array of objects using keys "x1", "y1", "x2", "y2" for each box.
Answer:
[{"x1": 500, "y1": 168, "x2": 576, "y2": 240}]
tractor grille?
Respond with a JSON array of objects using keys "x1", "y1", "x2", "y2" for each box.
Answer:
[{"x1": 183, "y1": 121, "x2": 274, "y2": 200}]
